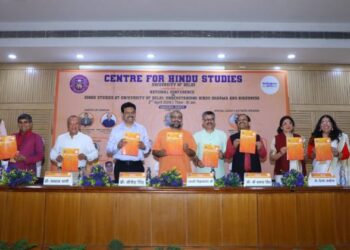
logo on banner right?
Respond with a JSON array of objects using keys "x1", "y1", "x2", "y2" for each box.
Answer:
[{"x1": 260, "y1": 76, "x2": 280, "y2": 95}]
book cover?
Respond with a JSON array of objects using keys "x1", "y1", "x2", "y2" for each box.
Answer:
[
  {"x1": 314, "y1": 138, "x2": 333, "y2": 161},
  {"x1": 239, "y1": 130, "x2": 256, "y2": 154},
  {"x1": 165, "y1": 131, "x2": 183, "y2": 155},
  {"x1": 287, "y1": 137, "x2": 304, "y2": 160},
  {"x1": 0, "y1": 136, "x2": 17, "y2": 160},
  {"x1": 62, "y1": 148, "x2": 79, "y2": 172},
  {"x1": 122, "y1": 132, "x2": 140, "y2": 156},
  {"x1": 202, "y1": 144, "x2": 220, "y2": 168}
]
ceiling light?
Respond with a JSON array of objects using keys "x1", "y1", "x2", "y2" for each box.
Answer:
[
  {"x1": 147, "y1": 53, "x2": 155, "y2": 59},
  {"x1": 8, "y1": 54, "x2": 17, "y2": 60},
  {"x1": 26, "y1": 67, "x2": 36, "y2": 74},
  {"x1": 274, "y1": 66, "x2": 281, "y2": 70},
  {"x1": 287, "y1": 54, "x2": 295, "y2": 59},
  {"x1": 76, "y1": 54, "x2": 84, "y2": 59},
  {"x1": 217, "y1": 53, "x2": 226, "y2": 59}
]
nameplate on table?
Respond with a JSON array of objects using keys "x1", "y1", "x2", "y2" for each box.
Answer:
[
  {"x1": 118, "y1": 172, "x2": 146, "y2": 187},
  {"x1": 44, "y1": 171, "x2": 78, "y2": 186},
  {"x1": 244, "y1": 173, "x2": 272, "y2": 187},
  {"x1": 186, "y1": 173, "x2": 214, "y2": 187},
  {"x1": 308, "y1": 173, "x2": 337, "y2": 187}
]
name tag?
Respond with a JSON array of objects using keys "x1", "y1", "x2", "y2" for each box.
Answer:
[
  {"x1": 119, "y1": 172, "x2": 146, "y2": 187},
  {"x1": 244, "y1": 173, "x2": 272, "y2": 187},
  {"x1": 44, "y1": 171, "x2": 78, "y2": 186},
  {"x1": 186, "y1": 173, "x2": 214, "y2": 187},
  {"x1": 308, "y1": 173, "x2": 337, "y2": 187}
]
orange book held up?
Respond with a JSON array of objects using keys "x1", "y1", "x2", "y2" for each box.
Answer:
[
  {"x1": 287, "y1": 137, "x2": 304, "y2": 160},
  {"x1": 122, "y1": 132, "x2": 140, "y2": 156},
  {"x1": 239, "y1": 130, "x2": 256, "y2": 154},
  {"x1": 314, "y1": 138, "x2": 333, "y2": 161},
  {"x1": 165, "y1": 131, "x2": 183, "y2": 155},
  {"x1": 0, "y1": 136, "x2": 17, "y2": 160},
  {"x1": 202, "y1": 144, "x2": 220, "y2": 168},
  {"x1": 62, "y1": 148, "x2": 79, "y2": 172}
]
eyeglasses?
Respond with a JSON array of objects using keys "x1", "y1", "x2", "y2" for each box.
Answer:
[{"x1": 203, "y1": 118, "x2": 215, "y2": 122}]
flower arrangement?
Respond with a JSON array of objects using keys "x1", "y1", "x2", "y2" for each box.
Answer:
[
  {"x1": 80, "y1": 165, "x2": 112, "y2": 187},
  {"x1": 0, "y1": 165, "x2": 37, "y2": 187},
  {"x1": 214, "y1": 172, "x2": 241, "y2": 188},
  {"x1": 281, "y1": 169, "x2": 307, "y2": 188},
  {"x1": 149, "y1": 168, "x2": 183, "y2": 187}
]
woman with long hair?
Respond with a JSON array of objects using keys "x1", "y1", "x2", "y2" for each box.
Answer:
[
  {"x1": 270, "y1": 115, "x2": 306, "y2": 176},
  {"x1": 307, "y1": 114, "x2": 349, "y2": 184}
]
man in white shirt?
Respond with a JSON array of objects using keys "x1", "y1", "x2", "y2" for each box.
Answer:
[
  {"x1": 50, "y1": 115, "x2": 98, "y2": 168},
  {"x1": 106, "y1": 102, "x2": 150, "y2": 183}
]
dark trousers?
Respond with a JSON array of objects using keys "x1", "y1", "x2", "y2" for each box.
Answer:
[{"x1": 114, "y1": 160, "x2": 144, "y2": 183}]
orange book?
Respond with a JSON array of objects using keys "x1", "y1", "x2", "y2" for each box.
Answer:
[
  {"x1": 287, "y1": 137, "x2": 304, "y2": 160},
  {"x1": 314, "y1": 138, "x2": 333, "y2": 161},
  {"x1": 239, "y1": 130, "x2": 256, "y2": 154},
  {"x1": 202, "y1": 144, "x2": 220, "y2": 168},
  {"x1": 165, "y1": 131, "x2": 183, "y2": 155},
  {"x1": 62, "y1": 148, "x2": 79, "y2": 172},
  {"x1": 0, "y1": 136, "x2": 17, "y2": 160},
  {"x1": 122, "y1": 132, "x2": 140, "y2": 156}
]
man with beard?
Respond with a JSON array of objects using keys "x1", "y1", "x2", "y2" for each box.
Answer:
[
  {"x1": 152, "y1": 110, "x2": 197, "y2": 180},
  {"x1": 225, "y1": 113, "x2": 267, "y2": 181},
  {"x1": 193, "y1": 111, "x2": 227, "y2": 178},
  {"x1": 106, "y1": 102, "x2": 150, "y2": 183}
]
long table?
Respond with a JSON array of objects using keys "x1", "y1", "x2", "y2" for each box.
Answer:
[{"x1": 0, "y1": 186, "x2": 349, "y2": 249}]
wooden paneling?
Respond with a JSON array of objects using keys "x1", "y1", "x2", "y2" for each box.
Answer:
[
  {"x1": 0, "y1": 191, "x2": 7, "y2": 239},
  {"x1": 80, "y1": 193, "x2": 115, "y2": 245},
  {"x1": 187, "y1": 193, "x2": 222, "y2": 246},
  {"x1": 222, "y1": 193, "x2": 257, "y2": 246},
  {"x1": 296, "y1": 192, "x2": 336, "y2": 247},
  {"x1": 258, "y1": 193, "x2": 298, "y2": 247},
  {"x1": 114, "y1": 193, "x2": 151, "y2": 246},
  {"x1": 0, "y1": 192, "x2": 45, "y2": 244},
  {"x1": 44, "y1": 192, "x2": 82, "y2": 244},
  {"x1": 334, "y1": 192, "x2": 350, "y2": 245},
  {"x1": 151, "y1": 193, "x2": 186, "y2": 245}
]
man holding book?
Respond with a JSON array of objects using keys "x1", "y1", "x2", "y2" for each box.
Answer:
[
  {"x1": 193, "y1": 111, "x2": 227, "y2": 178},
  {"x1": 225, "y1": 114, "x2": 267, "y2": 181},
  {"x1": 106, "y1": 102, "x2": 150, "y2": 183},
  {"x1": 50, "y1": 115, "x2": 98, "y2": 170},
  {"x1": 152, "y1": 110, "x2": 197, "y2": 181}
]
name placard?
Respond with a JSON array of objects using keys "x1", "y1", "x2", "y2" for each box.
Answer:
[
  {"x1": 118, "y1": 172, "x2": 146, "y2": 187},
  {"x1": 186, "y1": 173, "x2": 214, "y2": 187},
  {"x1": 308, "y1": 173, "x2": 337, "y2": 187},
  {"x1": 244, "y1": 173, "x2": 272, "y2": 187},
  {"x1": 44, "y1": 171, "x2": 78, "y2": 186}
]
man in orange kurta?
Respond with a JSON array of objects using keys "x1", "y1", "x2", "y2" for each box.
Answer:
[{"x1": 152, "y1": 110, "x2": 197, "y2": 180}]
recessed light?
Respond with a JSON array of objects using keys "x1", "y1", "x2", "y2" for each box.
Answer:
[
  {"x1": 217, "y1": 53, "x2": 226, "y2": 59},
  {"x1": 26, "y1": 67, "x2": 36, "y2": 74},
  {"x1": 333, "y1": 68, "x2": 342, "y2": 72},
  {"x1": 147, "y1": 53, "x2": 155, "y2": 59},
  {"x1": 274, "y1": 66, "x2": 281, "y2": 70},
  {"x1": 8, "y1": 54, "x2": 17, "y2": 59},
  {"x1": 76, "y1": 54, "x2": 84, "y2": 59},
  {"x1": 287, "y1": 54, "x2": 295, "y2": 59}
]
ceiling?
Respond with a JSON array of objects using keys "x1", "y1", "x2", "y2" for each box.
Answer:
[{"x1": 1, "y1": 0, "x2": 350, "y2": 65}]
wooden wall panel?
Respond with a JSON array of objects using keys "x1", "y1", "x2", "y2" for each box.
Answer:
[
  {"x1": 258, "y1": 193, "x2": 298, "y2": 247},
  {"x1": 296, "y1": 192, "x2": 336, "y2": 247},
  {"x1": 1, "y1": 192, "x2": 45, "y2": 244},
  {"x1": 44, "y1": 192, "x2": 82, "y2": 244},
  {"x1": 0, "y1": 191, "x2": 7, "y2": 240},
  {"x1": 114, "y1": 193, "x2": 151, "y2": 246},
  {"x1": 334, "y1": 192, "x2": 350, "y2": 245},
  {"x1": 151, "y1": 193, "x2": 186, "y2": 245},
  {"x1": 80, "y1": 193, "x2": 115, "y2": 245},
  {"x1": 222, "y1": 193, "x2": 257, "y2": 246},
  {"x1": 187, "y1": 194, "x2": 222, "y2": 246}
]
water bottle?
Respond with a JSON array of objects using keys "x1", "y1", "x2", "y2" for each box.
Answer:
[
  {"x1": 146, "y1": 167, "x2": 152, "y2": 185},
  {"x1": 339, "y1": 165, "x2": 347, "y2": 186}
]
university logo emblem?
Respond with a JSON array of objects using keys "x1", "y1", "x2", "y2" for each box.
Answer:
[{"x1": 70, "y1": 75, "x2": 89, "y2": 93}]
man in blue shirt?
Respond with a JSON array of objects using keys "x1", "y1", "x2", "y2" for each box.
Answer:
[{"x1": 106, "y1": 102, "x2": 150, "y2": 183}]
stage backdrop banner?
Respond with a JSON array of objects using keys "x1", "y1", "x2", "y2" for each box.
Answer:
[{"x1": 54, "y1": 70, "x2": 289, "y2": 176}]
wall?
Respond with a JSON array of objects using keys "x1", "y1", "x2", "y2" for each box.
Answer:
[{"x1": 1, "y1": 63, "x2": 350, "y2": 172}]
